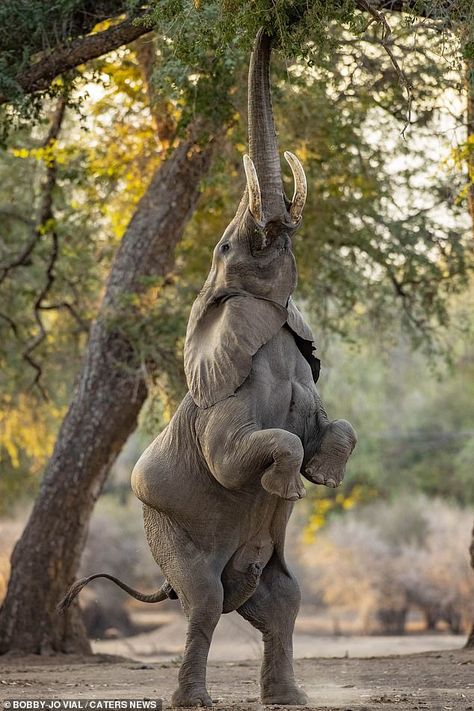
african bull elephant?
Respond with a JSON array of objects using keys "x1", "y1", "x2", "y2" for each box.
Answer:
[{"x1": 59, "y1": 28, "x2": 356, "y2": 707}]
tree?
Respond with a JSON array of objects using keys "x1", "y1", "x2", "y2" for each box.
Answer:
[
  {"x1": 0, "y1": 116, "x2": 220, "y2": 652},
  {"x1": 0, "y1": 3, "x2": 232, "y2": 653},
  {"x1": 1, "y1": 0, "x2": 473, "y2": 654}
]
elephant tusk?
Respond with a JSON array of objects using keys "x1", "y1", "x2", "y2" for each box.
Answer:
[
  {"x1": 284, "y1": 151, "x2": 307, "y2": 224},
  {"x1": 243, "y1": 154, "x2": 264, "y2": 224}
]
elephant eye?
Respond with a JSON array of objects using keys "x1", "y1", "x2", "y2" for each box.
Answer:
[{"x1": 220, "y1": 243, "x2": 231, "y2": 254}]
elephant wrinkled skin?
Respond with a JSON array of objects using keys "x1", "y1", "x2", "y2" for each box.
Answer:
[{"x1": 59, "y1": 28, "x2": 356, "y2": 708}]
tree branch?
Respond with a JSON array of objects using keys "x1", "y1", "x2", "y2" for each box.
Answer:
[
  {"x1": 21, "y1": 97, "x2": 67, "y2": 398},
  {"x1": 0, "y1": 13, "x2": 151, "y2": 105},
  {"x1": 38, "y1": 302, "x2": 89, "y2": 333},
  {"x1": 0, "y1": 311, "x2": 18, "y2": 336},
  {"x1": 356, "y1": 0, "x2": 413, "y2": 136},
  {"x1": 362, "y1": 1, "x2": 462, "y2": 23},
  {"x1": 134, "y1": 34, "x2": 176, "y2": 146}
]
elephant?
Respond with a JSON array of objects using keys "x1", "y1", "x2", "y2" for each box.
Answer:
[{"x1": 59, "y1": 28, "x2": 356, "y2": 707}]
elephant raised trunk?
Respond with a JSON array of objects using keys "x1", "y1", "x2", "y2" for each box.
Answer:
[
  {"x1": 248, "y1": 28, "x2": 283, "y2": 221},
  {"x1": 245, "y1": 28, "x2": 307, "y2": 226}
]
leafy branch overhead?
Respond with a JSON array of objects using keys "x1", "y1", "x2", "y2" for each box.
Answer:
[
  {"x1": 1, "y1": 2, "x2": 473, "y2": 116},
  {"x1": 0, "y1": 0, "x2": 473, "y2": 444}
]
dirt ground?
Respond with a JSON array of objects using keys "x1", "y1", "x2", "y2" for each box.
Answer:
[
  {"x1": 91, "y1": 609, "x2": 470, "y2": 663},
  {"x1": 1, "y1": 648, "x2": 473, "y2": 710}
]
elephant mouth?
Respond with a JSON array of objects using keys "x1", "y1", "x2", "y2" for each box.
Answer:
[{"x1": 249, "y1": 225, "x2": 292, "y2": 258}]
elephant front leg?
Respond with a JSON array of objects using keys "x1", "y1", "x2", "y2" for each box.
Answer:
[
  {"x1": 305, "y1": 418, "x2": 357, "y2": 488},
  {"x1": 199, "y1": 407, "x2": 306, "y2": 501},
  {"x1": 253, "y1": 429, "x2": 306, "y2": 501},
  {"x1": 215, "y1": 435, "x2": 306, "y2": 501}
]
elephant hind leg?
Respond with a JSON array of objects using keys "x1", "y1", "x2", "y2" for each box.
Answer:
[
  {"x1": 171, "y1": 575, "x2": 223, "y2": 709},
  {"x1": 237, "y1": 553, "x2": 308, "y2": 706},
  {"x1": 142, "y1": 506, "x2": 223, "y2": 707}
]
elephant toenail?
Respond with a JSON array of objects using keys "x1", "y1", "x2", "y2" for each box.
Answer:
[{"x1": 326, "y1": 478, "x2": 337, "y2": 488}]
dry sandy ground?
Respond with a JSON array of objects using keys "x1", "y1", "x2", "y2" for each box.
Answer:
[
  {"x1": 1, "y1": 613, "x2": 473, "y2": 710},
  {"x1": 91, "y1": 610, "x2": 469, "y2": 663},
  {"x1": 1, "y1": 649, "x2": 474, "y2": 710}
]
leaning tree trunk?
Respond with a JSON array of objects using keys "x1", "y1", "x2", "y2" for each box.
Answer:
[
  {"x1": 466, "y1": 57, "x2": 474, "y2": 238},
  {"x1": 0, "y1": 122, "x2": 218, "y2": 654},
  {"x1": 465, "y1": 59, "x2": 474, "y2": 650},
  {"x1": 467, "y1": 521, "x2": 474, "y2": 648}
]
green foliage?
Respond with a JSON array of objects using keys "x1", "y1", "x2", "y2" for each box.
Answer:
[
  {"x1": 173, "y1": 18, "x2": 474, "y2": 352},
  {"x1": 305, "y1": 284, "x2": 474, "y2": 517},
  {"x1": 301, "y1": 495, "x2": 474, "y2": 633},
  {"x1": 0, "y1": 2, "x2": 474, "y2": 515}
]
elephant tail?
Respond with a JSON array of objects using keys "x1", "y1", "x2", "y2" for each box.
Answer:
[{"x1": 57, "y1": 573, "x2": 176, "y2": 613}]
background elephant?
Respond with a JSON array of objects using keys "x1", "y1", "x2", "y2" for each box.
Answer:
[{"x1": 60, "y1": 28, "x2": 356, "y2": 707}]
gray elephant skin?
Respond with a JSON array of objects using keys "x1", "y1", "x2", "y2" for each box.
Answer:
[{"x1": 59, "y1": 29, "x2": 357, "y2": 707}]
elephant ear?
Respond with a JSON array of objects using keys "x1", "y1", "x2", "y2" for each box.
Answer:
[
  {"x1": 184, "y1": 293, "x2": 287, "y2": 408},
  {"x1": 286, "y1": 297, "x2": 321, "y2": 383}
]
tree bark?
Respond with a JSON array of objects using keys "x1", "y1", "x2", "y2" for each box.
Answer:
[
  {"x1": 1, "y1": 15, "x2": 151, "y2": 102},
  {"x1": 466, "y1": 58, "x2": 474, "y2": 238},
  {"x1": 464, "y1": 55, "x2": 474, "y2": 650},
  {"x1": 0, "y1": 2, "x2": 145, "y2": 105},
  {"x1": 467, "y1": 522, "x2": 474, "y2": 648},
  {"x1": 0, "y1": 122, "x2": 218, "y2": 654}
]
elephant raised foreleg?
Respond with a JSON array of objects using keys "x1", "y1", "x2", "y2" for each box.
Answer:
[
  {"x1": 237, "y1": 553, "x2": 308, "y2": 705},
  {"x1": 197, "y1": 405, "x2": 306, "y2": 501},
  {"x1": 304, "y1": 401, "x2": 357, "y2": 489}
]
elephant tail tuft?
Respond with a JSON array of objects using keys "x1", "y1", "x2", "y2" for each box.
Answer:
[{"x1": 57, "y1": 573, "x2": 175, "y2": 613}]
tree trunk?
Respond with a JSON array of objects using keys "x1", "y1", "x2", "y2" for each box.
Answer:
[
  {"x1": 466, "y1": 58, "x2": 474, "y2": 237},
  {"x1": 465, "y1": 57, "x2": 474, "y2": 650},
  {"x1": 0, "y1": 123, "x2": 218, "y2": 654},
  {"x1": 467, "y1": 521, "x2": 474, "y2": 648}
]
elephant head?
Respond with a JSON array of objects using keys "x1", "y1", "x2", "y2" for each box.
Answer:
[{"x1": 185, "y1": 29, "x2": 316, "y2": 409}]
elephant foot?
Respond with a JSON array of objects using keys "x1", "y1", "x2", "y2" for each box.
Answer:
[
  {"x1": 305, "y1": 419, "x2": 357, "y2": 488},
  {"x1": 261, "y1": 683, "x2": 309, "y2": 705},
  {"x1": 261, "y1": 464, "x2": 306, "y2": 501},
  {"x1": 171, "y1": 686, "x2": 213, "y2": 708}
]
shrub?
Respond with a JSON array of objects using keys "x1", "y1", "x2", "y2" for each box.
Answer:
[{"x1": 300, "y1": 495, "x2": 474, "y2": 634}]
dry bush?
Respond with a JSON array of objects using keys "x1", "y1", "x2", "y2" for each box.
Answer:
[
  {"x1": 0, "y1": 498, "x2": 161, "y2": 639},
  {"x1": 300, "y1": 496, "x2": 474, "y2": 634},
  {"x1": 80, "y1": 496, "x2": 163, "y2": 639}
]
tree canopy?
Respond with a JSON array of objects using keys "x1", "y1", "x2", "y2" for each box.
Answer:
[{"x1": 0, "y1": 0, "x2": 473, "y2": 509}]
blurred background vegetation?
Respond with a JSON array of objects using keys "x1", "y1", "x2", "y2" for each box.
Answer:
[{"x1": 0, "y1": 0, "x2": 473, "y2": 642}]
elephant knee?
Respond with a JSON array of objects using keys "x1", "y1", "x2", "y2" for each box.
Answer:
[
  {"x1": 284, "y1": 576, "x2": 301, "y2": 613},
  {"x1": 274, "y1": 431, "x2": 304, "y2": 466},
  {"x1": 270, "y1": 574, "x2": 301, "y2": 621},
  {"x1": 180, "y1": 577, "x2": 224, "y2": 623}
]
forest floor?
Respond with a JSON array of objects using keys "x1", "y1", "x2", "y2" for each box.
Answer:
[
  {"x1": 1, "y1": 648, "x2": 473, "y2": 710},
  {"x1": 1, "y1": 611, "x2": 473, "y2": 709}
]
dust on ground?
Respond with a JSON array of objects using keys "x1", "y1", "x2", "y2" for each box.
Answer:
[
  {"x1": 1, "y1": 649, "x2": 473, "y2": 710},
  {"x1": 1, "y1": 611, "x2": 473, "y2": 710}
]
